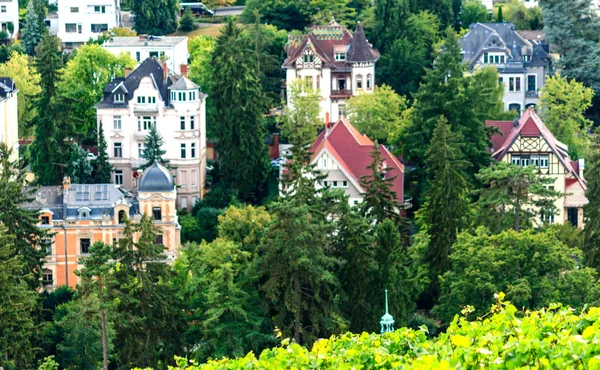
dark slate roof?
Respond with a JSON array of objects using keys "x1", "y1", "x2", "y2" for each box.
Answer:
[
  {"x1": 0, "y1": 77, "x2": 16, "y2": 101},
  {"x1": 347, "y1": 22, "x2": 378, "y2": 63},
  {"x1": 138, "y1": 162, "x2": 175, "y2": 192},
  {"x1": 96, "y1": 58, "x2": 177, "y2": 109},
  {"x1": 461, "y1": 23, "x2": 549, "y2": 70}
]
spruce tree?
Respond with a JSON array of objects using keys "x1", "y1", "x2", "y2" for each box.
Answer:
[
  {"x1": 140, "y1": 125, "x2": 170, "y2": 170},
  {"x1": 178, "y1": 8, "x2": 196, "y2": 32},
  {"x1": 67, "y1": 143, "x2": 93, "y2": 184},
  {"x1": 360, "y1": 142, "x2": 400, "y2": 224},
  {"x1": 93, "y1": 124, "x2": 114, "y2": 183},
  {"x1": 29, "y1": 34, "x2": 69, "y2": 185},
  {"x1": 132, "y1": 0, "x2": 179, "y2": 35},
  {"x1": 212, "y1": 18, "x2": 270, "y2": 204},
  {"x1": 22, "y1": 1, "x2": 42, "y2": 56},
  {"x1": 584, "y1": 142, "x2": 600, "y2": 270},
  {"x1": 419, "y1": 117, "x2": 471, "y2": 296}
]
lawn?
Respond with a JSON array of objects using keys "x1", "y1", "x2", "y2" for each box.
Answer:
[{"x1": 169, "y1": 23, "x2": 224, "y2": 38}]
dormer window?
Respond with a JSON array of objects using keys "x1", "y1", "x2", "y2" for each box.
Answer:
[
  {"x1": 137, "y1": 96, "x2": 146, "y2": 104},
  {"x1": 189, "y1": 91, "x2": 196, "y2": 101},
  {"x1": 41, "y1": 216, "x2": 50, "y2": 225},
  {"x1": 78, "y1": 208, "x2": 91, "y2": 219},
  {"x1": 114, "y1": 93, "x2": 124, "y2": 103},
  {"x1": 177, "y1": 92, "x2": 187, "y2": 101},
  {"x1": 334, "y1": 53, "x2": 346, "y2": 61}
]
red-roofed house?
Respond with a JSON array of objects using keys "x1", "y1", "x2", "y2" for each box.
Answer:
[
  {"x1": 283, "y1": 19, "x2": 379, "y2": 124},
  {"x1": 309, "y1": 118, "x2": 404, "y2": 206},
  {"x1": 486, "y1": 108, "x2": 587, "y2": 228}
]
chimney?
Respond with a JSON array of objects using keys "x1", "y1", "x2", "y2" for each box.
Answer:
[
  {"x1": 578, "y1": 158, "x2": 585, "y2": 179},
  {"x1": 62, "y1": 176, "x2": 71, "y2": 192},
  {"x1": 272, "y1": 133, "x2": 280, "y2": 159},
  {"x1": 180, "y1": 64, "x2": 188, "y2": 78},
  {"x1": 138, "y1": 34, "x2": 147, "y2": 41},
  {"x1": 124, "y1": 67, "x2": 132, "y2": 77},
  {"x1": 162, "y1": 62, "x2": 168, "y2": 81}
]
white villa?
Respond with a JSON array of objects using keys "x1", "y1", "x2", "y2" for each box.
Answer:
[{"x1": 57, "y1": 0, "x2": 121, "y2": 49}]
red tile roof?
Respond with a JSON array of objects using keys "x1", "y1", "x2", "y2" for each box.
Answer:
[
  {"x1": 486, "y1": 120, "x2": 515, "y2": 153},
  {"x1": 311, "y1": 118, "x2": 404, "y2": 201}
]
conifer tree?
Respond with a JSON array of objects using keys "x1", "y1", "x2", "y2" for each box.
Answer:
[
  {"x1": 30, "y1": 34, "x2": 69, "y2": 185},
  {"x1": 132, "y1": 0, "x2": 179, "y2": 35},
  {"x1": 419, "y1": 117, "x2": 471, "y2": 295},
  {"x1": 67, "y1": 143, "x2": 93, "y2": 184},
  {"x1": 497, "y1": 5, "x2": 504, "y2": 22},
  {"x1": 584, "y1": 142, "x2": 600, "y2": 270},
  {"x1": 212, "y1": 18, "x2": 270, "y2": 204},
  {"x1": 22, "y1": 1, "x2": 42, "y2": 56},
  {"x1": 140, "y1": 125, "x2": 170, "y2": 170},
  {"x1": 178, "y1": 8, "x2": 196, "y2": 32},
  {"x1": 360, "y1": 142, "x2": 400, "y2": 224},
  {"x1": 93, "y1": 124, "x2": 114, "y2": 183}
]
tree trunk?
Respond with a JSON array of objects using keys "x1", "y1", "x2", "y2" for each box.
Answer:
[{"x1": 294, "y1": 270, "x2": 302, "y2": 344}]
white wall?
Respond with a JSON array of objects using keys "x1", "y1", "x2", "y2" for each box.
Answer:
[
  {"x1": 57, "y1": 0, "x2": 120, "y2": 45},
  {"x1": 0, "y1": 0, "x2": 19, "y2": 39},
  {"x1": 0, "y1": 90, "x2": 18, "y2": 161},
  {"x1": 103, "y1": 38, "x2": 189, "y2": 72}
]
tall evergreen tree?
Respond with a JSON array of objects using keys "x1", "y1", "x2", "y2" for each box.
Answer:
[
  {"x1": 131, "y1": 0, "x2": 179, "y2": 35},
  {"x1": 408, "y1": 0, "x2": 453, "y2": 27},
  {"x1": 93, "y1": 124, "x2": 113, "y2": 183},
  {"x1": 31, "y1": 0, "x2": 48, "y2": 30},
  {"x1": 29, "y1": 34, "x2": 70, "y2": 185},
  {"x1": 67, "y1": 143, "x2": 93, "y2": 184},
  {"x1": 584, "y1": 141, "x2": 600, "y2": 270},
  {"x1": 140, "y1": 125, "x2": 170, "y2": 170},
  {"x1": 22, "y1": 1, "x2": 42, "y2": 56},
  {"x1": 212, "y1": 18, "x2": 270, "y2": 204},
  {"x1": 419, "y1": 117, "x2": 471, "y2": 296},
  {"x1": 360, "y1": 143, "x2": 400, "y2": 224}
]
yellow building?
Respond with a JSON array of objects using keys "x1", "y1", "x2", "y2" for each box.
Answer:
[
  {"x1": 23, "y1": 162, "x2": 181, "y2": 289},
  {"x1": 487, "y1": 108, "x2": 587, "y2": 228}
]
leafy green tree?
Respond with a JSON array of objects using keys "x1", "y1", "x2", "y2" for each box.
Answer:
[
  {"x1": 30, "y1": 34, "x2": 70, "y2": 185},
  {"x1": 93, "y1": 124, "x2": 113, "y2": 183},
  {"x1": 408, "y1": 0, "x2": 453, "y2": 27},
  {"x1": 212, "y1": 18, "x2": 270, "y2": 203},
  {"x1": 460, "y1": 0, "x2": 489, "y2": 28},
  {"x1": 584, "y1": 142, "x2": 600, "y2": 270},
  {"x1": 310, "y1": 0, "x2": 357, "y2": 27},
  {"x1": 434, "y1": 228, "x2": 600, "y2": 323},
  {"x1": 346, "y1": 85, "x2": 409, "y2": 144},
  {"x1": 22, "y1": 1, "x2": 42, "y2": 56},
  {"x1": 178, "y1": 8, "x2": 196, "y2": 32},
  {"x1": 241, "y1": 0, "x2": 314, "y2": 31},
  {"x1": 0, "y1": 229, "x2": 38, "y2": 369},
  {"x1": 217, "y1": 204, "x2": 272, "y2": 251},
  {"x1": 67, "y1": 143, "x2": 93, "y2": 184},
  {"x1": 140, "y1": 125, "x2": 170, "y2": 170},
  {"x1": 541, "y1": 75, "x2": 594, "y2": 159},
  {"x1": 419, "y1": 117, "x2": 471, "y2": 295},
  {"x1": 0, "y1": 51, "x2": 41, "y2": 136},
  {"x1": 540, "y1": 0, "x2": 600, "y2": 91},
  {"x1": 31, "y1": 0, "x2": 48, "y2": 30},
  {"x1": 360, "y1": 143, "x2": 400, "y2": 224},
  {"x1": 132, "y1": 0, "x2": 179, "y2": 35},
  {"x1": 475, "y1": 162, "x2": 563, "y2": 232},
  {"x1": 110, "y1": 216, "x2": 186, "y2": 369}
]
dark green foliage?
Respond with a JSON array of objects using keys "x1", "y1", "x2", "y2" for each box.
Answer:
[
  {"x1": 30, "y1": 34, "x2": 70, "y2": 185},
  {"x1": 360, "y1": 143, "x2": 400, "y2": 224},
  {"x1": 179, "y1": 8, "x2": 196, "y2": 32},
  {"x1": 460, "y1": 0, "x2": 489, "y2": 28},
  {"x1": 23, "y1": 1, "x2": 42, "y2": 56},
  {"x1": 180, "y1": 207, "x2": 224, "y2": 243},
  {"x1": 434, "y1": 228, "x2": 600, "y2": 323},
  {"x1": 132, "y1": 0, "x2": 179, "y2": 35},
  {"x1": 475, "y1": 162, "x2": 564, "y2": 233},
  {"x1": 408, "y1": 0, "x2": 453, "y2": 28},
  {"x1": 241, "y1": 0, "x2": 312, "y2": 31},
  {"x1": 419, "y1": 117, "x2": 471, "y2": 295},
  {"x1": 140, "y1": 125, "x2": 170, "y2": 170},
  {"x1": 67, "y1": 143, "x2": 93, "y2": 184},
  {"x1": 584, "y1": 144, "x2": 600, "y2": 269},
  {"x1": 93, "y1": 124, "x2": 114, "y2": 184},
  {"x1": 497, "y1": 5, "x2": 503, "y2": 22},
  {"x1": 212, "y1": 18, "x2": 270, "y2": 203}
]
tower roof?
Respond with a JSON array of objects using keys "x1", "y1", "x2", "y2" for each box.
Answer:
[
  {"x1": 138, "y1": 162, "x2": 175, "y2": 192},
  {"x1": 347, "y1": 22, "x2": 378, "y2": 63}
]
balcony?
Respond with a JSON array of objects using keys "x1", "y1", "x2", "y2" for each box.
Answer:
[
  {"x1": 331, "y1": 89, "x2": 352, "y2": 98},
  {"x1": 526, "y1": 90, "x2": 540, "y2": 99},
  {"x1": 133, "y1": 103, "x2": 159, "y2": 113},
  {"x1": 134, "y1": 130, "x2": 148, "y2": 141}
]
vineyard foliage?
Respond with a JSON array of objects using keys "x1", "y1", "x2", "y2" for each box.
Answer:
[{"x1": 166, "y1": 296, "x2": 600, "y2": 369}]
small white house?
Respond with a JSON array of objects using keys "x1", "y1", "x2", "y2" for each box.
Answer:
[
  {"x1": 0, "y1": 78, "x2": 18, "y2": 161},
  {"x1": 102, "y1": 35, "x2": 189, "y2": 72},
  {"x1": 0, "y1": 0, "x2": 19, "y2": 39},
  {"x1": 57, "y1": 0, "x2": 121, "y2": 48}
]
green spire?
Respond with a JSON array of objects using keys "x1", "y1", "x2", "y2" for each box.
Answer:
[{"x1": 380, "y1": 289, "x2": 395, "y2": 334}]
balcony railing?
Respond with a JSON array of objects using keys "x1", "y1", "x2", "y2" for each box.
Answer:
[
  {"x1": 133, "y1": 104, "x2": 159, "y2": 113},
  {"x1": 133, "y1": 130, "x2": 148, "y2": 141},
  {"x1": 526, "y1": 90, "x2": 540, "y2": 98},
  {"x1": 331, "y1": 89, "x2": 352, "y2": 97}
]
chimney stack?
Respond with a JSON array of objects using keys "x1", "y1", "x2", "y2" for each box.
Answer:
[
  {"x1": 578, "y1": 158, "x2": 585, "y2": 179},
  {"x1": 62, "y1": 176, "x2": 71, "y2": 192},
  {"x1": 162, "y1": 62, "x2": 168, "y2": 81},
  {"x1": 138, "y1": 34, "x2": 147, "y2": 41},
  {"x1": 180, "y1": 64, "x2": 188, "y2": 78},
  {"x1": 124, "y1": 67, "x2": 132, "y2": 77}
]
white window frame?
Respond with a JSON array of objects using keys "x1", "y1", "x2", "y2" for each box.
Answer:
[
  {"x1": 113, "y1": 115, "x2": 122, "y2": 130},
  {"x1": 114, "y1": 170, "x2": 123, "y2": 185},
  {"x1": 114, "y1": 93, "x2": 124, "y2": 103}
]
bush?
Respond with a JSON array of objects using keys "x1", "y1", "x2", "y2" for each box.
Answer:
[
  {"x1": 179, "y1": 8, "x2": 197, "y2": 32},
  {"x1": 0, "y1": 30, "x2": 9, "y2": 41},
  {"x1": 167, "y1": 298, "x2": 600, "y2": 369}
]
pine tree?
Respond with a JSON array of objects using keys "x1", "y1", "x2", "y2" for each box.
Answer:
[
  {"x1": 31, "y1": 0, "x2": 47, "y2": 30},
  {"x1": 67, "y1": 143, "x2": 93, "y2": 184},
  {"x1": 178, "y1": 8, "x2": 196, "y2": 32},
  {"x1": 212, "y1": 18, "x2": 270, "y2": 203},
  {"x1": 132, "y1": 0, "x2": 179, "y2": 35},
  {"x1": 140, "y1": 125, "x2": 169, "y2": 170},
  {"x1": 93, "y1": 124, "x2": 113, "y2": 183},
  {"x1": 584, "y1": 142, "x2": 600, "y2": 270},
  {"x1": 360, "y1": 142, "x2": 400, "y2": 224},
  {"x1": 0, "y1": 229, "x2": 38, "y2": 369},
  {"x1": 419, "y1": 117, "x2": 471, "y2": 296},
  {"x1": 22, "y1": 1, "x2": 42, "y2": 56},
  {"x1": 29, "y1": 34, "x2": 69, "y2": 185}
]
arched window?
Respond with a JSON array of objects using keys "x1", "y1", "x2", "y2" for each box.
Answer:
[
  {"x1": 118, "y1": 210, "x2": 126, "y2": 224},
  {"x1": 508, "y1": 103, "x2": 522, "y2": 114},
  {"x1": 367, "y1": 74, "x2": 372, "y2": 90}
]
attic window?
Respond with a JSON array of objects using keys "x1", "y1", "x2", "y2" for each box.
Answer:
[
  {"x1": 303, "y1": 54, "x2": 315, "y2": 63},
  {"x1": 78, "y1": 208, "x2": 90, "y2": 219},
  {"x1": 334, "y1": 53, "x2": 346, "y2": 61},
  {"x1": 114, "y1": 93, "x2": 124, "y2": 103}
]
